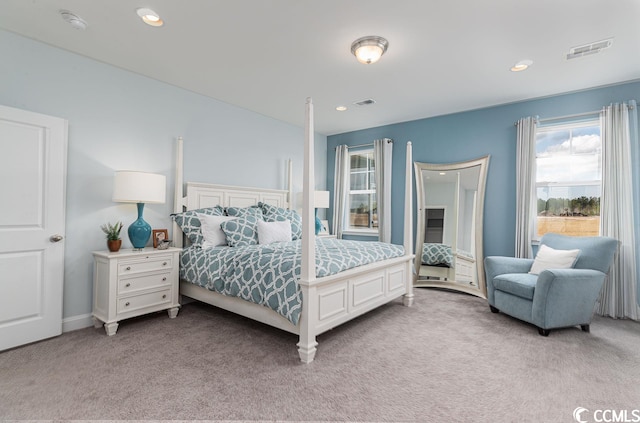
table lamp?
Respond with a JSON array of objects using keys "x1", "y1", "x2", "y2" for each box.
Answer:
[
  {"x1": 314, "y1": 190, "x2": 330, "y2": 235},
  {"x1": 112, "y1": 171, "x2": 166, "y2": 250}
]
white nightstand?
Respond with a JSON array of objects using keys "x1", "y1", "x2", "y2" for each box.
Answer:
[{"x1": 92, "y1": 247, "x2": 181, "y2": 336}]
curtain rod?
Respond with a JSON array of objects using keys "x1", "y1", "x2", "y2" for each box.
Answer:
[
  {"x1": 537, "y1": 109, "x2": 602, "y2": 124},
  {"x1": 334, "y1": 139, "x2": 393, "y2": 150},
  {"x1": 515, "y1": 102, "x2": 636, "y2": 126}
]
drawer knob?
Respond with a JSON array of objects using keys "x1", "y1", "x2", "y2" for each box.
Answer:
[
  {"x1": 162, "y1": 261, "x2": 168, "y2": 266},
  {"x1": 125, "y1": 283, "x2": 131, "y2": 287},
  {"x1": 162, "y1": 277, "x2": 167, "y2": 281},
  {"x1": 125, "y1": 266, "x2": 131, "y2": 271},
  {"x1": 125, "y1": 302, "x2": 130, "y2": 307},
  {"x1": 162, "y1": 294, "x2": 167, "y2": 299}
]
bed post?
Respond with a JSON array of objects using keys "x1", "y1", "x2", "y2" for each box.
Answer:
[
  {"x1": 403, "y1": 141, "x2": 415, "y2": 306},
  {"x1": 297, "y1": 97, "x2": 318, "y2": 363},
  {"x1": 287, "y1": 159, "x2": 293, "y2": 210},
  {"x1": 173, "y1": 136, "x2": 184, "y2": 249}
]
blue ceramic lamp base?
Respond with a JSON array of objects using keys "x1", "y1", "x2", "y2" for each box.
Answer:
[
  {"x1": 315, "y1": 208, "x2": 322, "y2": 235},
  {"x1": 128, "y1": 203, "x2": 152, "y2": 250}
]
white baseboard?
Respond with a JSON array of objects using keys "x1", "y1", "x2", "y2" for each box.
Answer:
[{"x1": 62, "y1": 313, "x2": 94, "y2": 332}]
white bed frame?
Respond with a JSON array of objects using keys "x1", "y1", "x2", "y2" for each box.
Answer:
[{"x1": 173, "y1": 98, "x2": 415, "y2": 363}]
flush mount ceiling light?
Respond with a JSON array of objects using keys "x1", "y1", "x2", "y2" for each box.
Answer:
[
  {"x1": 59, "y1": 10, "x2": 88, "y2": 30},
  {"x1": 136, "y1": 7, "x2": 163, "y2": 26},
  {"x1": 336, "y1": 106, "x2": 348, "y2": 112},
  {"x1": 511, "y1": 59, "x2": 533, "y2": 72},
  {"x1": 351, "y1": 36, "x2": 388, "y2": 64}
]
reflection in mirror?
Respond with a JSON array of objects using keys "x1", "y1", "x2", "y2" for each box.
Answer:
[{"x1": 414, "y1": 156, "x2": 490, "y2": 297}]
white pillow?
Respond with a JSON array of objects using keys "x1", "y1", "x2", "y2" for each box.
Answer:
[
  {"x1": 257, "y1": 219, "x2": 292, "y2": 245},
  {"x1": 529, "y1": 244, "x2": 580, "y2": 275},
  {"x1": 197, "y1": 213, "x2": 235, "y2": 248}
]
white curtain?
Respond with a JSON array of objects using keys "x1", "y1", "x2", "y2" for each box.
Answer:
[
  {"x1": 374, "y1": 138, "x2": 393, "y2": 243},
  {"x1": 515, "y1": 117, "x2": 537, "y2": 258},
  {"x1": 597, "y1": 101, "x2": 640, "y2": 320},
  {"x1": 332, "y1": 145, "x2": 349, "y2": 239}
]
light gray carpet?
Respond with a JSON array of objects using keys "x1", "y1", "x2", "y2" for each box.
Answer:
[{"x1": 0, "y1": 288, "x2": 638, "y2": 422}]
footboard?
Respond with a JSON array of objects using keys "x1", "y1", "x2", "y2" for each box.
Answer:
[{"x1": 297, "y1": 254, "x2": 413, "y2": 362}]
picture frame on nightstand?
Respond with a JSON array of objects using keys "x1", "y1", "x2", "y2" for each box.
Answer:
[
  {"x1": 152, "y1": 229, "x2": 169, "y2": 248},
  {"x1": 318, "y1": 220, "x2": 329, "y2": 235}
]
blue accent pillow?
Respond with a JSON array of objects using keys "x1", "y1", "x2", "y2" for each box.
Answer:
[
  {"x1": 259, "y1": 202, "x2": 302, "y2": 240},
  {"x1": 173, "y1": 206, "x2": 225, "y2": 246},
  {"x1": 219, "y1": 216, "x2": 260, "y2": 247},
  {"x1": 226, "y1": 206, "x2": 264, "y2": 220}
]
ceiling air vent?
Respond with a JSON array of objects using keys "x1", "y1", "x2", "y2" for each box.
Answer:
[
  {"x1": 354, "y1": 99, "x2": 376, "y2": 106},
  {"x1": 566, "y1": 38, "x2": 613, "y2": 60}
]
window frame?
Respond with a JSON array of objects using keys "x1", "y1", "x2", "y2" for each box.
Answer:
[
  {"x1": 342, "y1": 148, "x2": 378, "y2": 236},
  {"x1": 532, "y1": 119, "x2": 602, "y2": 241}
]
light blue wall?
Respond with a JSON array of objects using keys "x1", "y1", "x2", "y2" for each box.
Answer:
[
  {"x1": 327, "y1": 81, "x2": 640, "y2": 263},
  {"x1": 0, "y1": 30, "x2": 327, "y2": 320}
]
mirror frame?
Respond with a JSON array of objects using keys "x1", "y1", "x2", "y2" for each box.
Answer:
[{"x1": 413, "y1": 155, "x2": 490, "y2": 298}]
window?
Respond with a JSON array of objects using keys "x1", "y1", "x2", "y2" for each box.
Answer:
[
  {"x1": 534, "y1": 120, "x2": 601, "y2": 239},
  {"x1": 347, "y1": 149, "x2": 377, "y2": 231}
]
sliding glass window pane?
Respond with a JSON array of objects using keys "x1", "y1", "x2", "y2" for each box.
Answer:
[
  {"x1": 350, "y1": 173, "x2": 368, "y2": 190},
  {"x1": 537, "y1": 155, "x2": 601, "y2": 183},
  {"x1": 349, "y1": 193, "x2": 371, "y2": 228},
  {"x1": 572, "y1": 126, "x2": 601, "y2": 155},
  {"x1": 536, "y1": 130, "x2": 570, "y2": 157},
  {"x1": 536, "y1": 185, "x2": 600, "y2": 237},
  {"x1": 350, "y1": 154, "x2": 369, "y2": 171}
]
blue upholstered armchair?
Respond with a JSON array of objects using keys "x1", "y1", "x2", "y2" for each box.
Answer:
[{"x1": 484, "y1": 233, "x2": 618, "y2": 336}]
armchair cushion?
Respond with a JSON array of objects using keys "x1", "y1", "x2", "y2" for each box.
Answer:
[
  {"x1": 529, "y1": 244, "x2": 580, "y2": 275},
  {"x1": 493, "y1": 273, "x2": 538, "y2": 300}
]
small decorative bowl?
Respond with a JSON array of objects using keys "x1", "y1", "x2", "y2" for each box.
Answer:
[{"x1": 157, "y1": 240, "x2": 171, "y2": 250}]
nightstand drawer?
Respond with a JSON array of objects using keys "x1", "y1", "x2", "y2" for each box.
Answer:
[
  {"x1": 117, "y1": 289, "x2": 172, "y2": 314},
  {"x1": 118, "y1": 272, "x2": 172, "y2": 295},
  {"x1": 118, "y1": 256, "x2": 172, "y2": 275}
]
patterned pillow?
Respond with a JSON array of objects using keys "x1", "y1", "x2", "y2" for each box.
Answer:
[
  {"x1": 219, "y1": 216, "x2": 260, "y2": 247},
  {"x1": 173, "y1": 206, "x2": 225, "y2": 246},
  {"x1": 226, "y1": 206, "x2": 264, "y2": 220},
  {"x1": 259, "y1": 202, "x2": 302, "y2": 240}
]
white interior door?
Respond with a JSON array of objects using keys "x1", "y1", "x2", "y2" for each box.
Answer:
[{"x1": 0, "y1": 104, "x2": 67, "y2": 351}]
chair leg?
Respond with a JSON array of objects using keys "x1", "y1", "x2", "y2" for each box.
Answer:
[
  {"x1": 581, "y1": 324, "x2": 590, "y2": 333},
  {"x1": 489, "y1": 305, "x2": 499, "y2": 313},
  {"x1": 538, "y1": 328, "x2": 550, "y2": 336}
]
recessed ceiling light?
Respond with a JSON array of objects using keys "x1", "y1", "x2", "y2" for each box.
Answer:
[
  {"x1": 136, "y1": 8, "x2": 163, "y2": 27},
  {"x1": 336, "y1": 106, "x2": 347, "y2": 112},
  {"x1": 439, "y1": 172, "x2": 446, "y2": 176},
  {"x1": 59, "y1": 10, "x2": 88, "y2": 30},
  {"x1": 511, "y1": 59, "x2": 533, "y2": 72}
]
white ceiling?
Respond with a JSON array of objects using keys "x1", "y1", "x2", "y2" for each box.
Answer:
[{"x1": 1, "y1": 0, "x2": 639, "y2": 135}]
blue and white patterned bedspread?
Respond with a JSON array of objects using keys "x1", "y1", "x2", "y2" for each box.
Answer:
[
  {"x1": 421, "y1": 243, "x2": 453, "y2": 267},
  {"x1": 180, "y1": 238, "x2": 405, "y2": 325}
]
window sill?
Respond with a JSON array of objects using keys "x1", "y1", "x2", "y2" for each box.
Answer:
[{"x1": 341, "y1": 230, "x2": 378, "y2": 237}]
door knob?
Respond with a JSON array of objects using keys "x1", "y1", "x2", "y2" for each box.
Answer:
[{"x1": 50, "y1": 234, "x2": 64, "y2": 243}]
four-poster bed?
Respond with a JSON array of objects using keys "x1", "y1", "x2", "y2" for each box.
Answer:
[{"x1": 173, "y1": 98, "x2": 414, "y2": 363}]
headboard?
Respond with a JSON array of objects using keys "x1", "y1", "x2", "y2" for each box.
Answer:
[
  {"x1": 173, "y1": 182, "x2": 292, "y2": 248},
  {"x1": 185, "y1": 182, "x2": 290, "y2": 211}
]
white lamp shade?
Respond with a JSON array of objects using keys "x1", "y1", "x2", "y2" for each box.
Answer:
[
  {"x1": 314, "y1": 190, "x2": 330, "y2": 209},
  {"x1": 112, "y1": 171, "x2": 166, "y2": 204}
]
